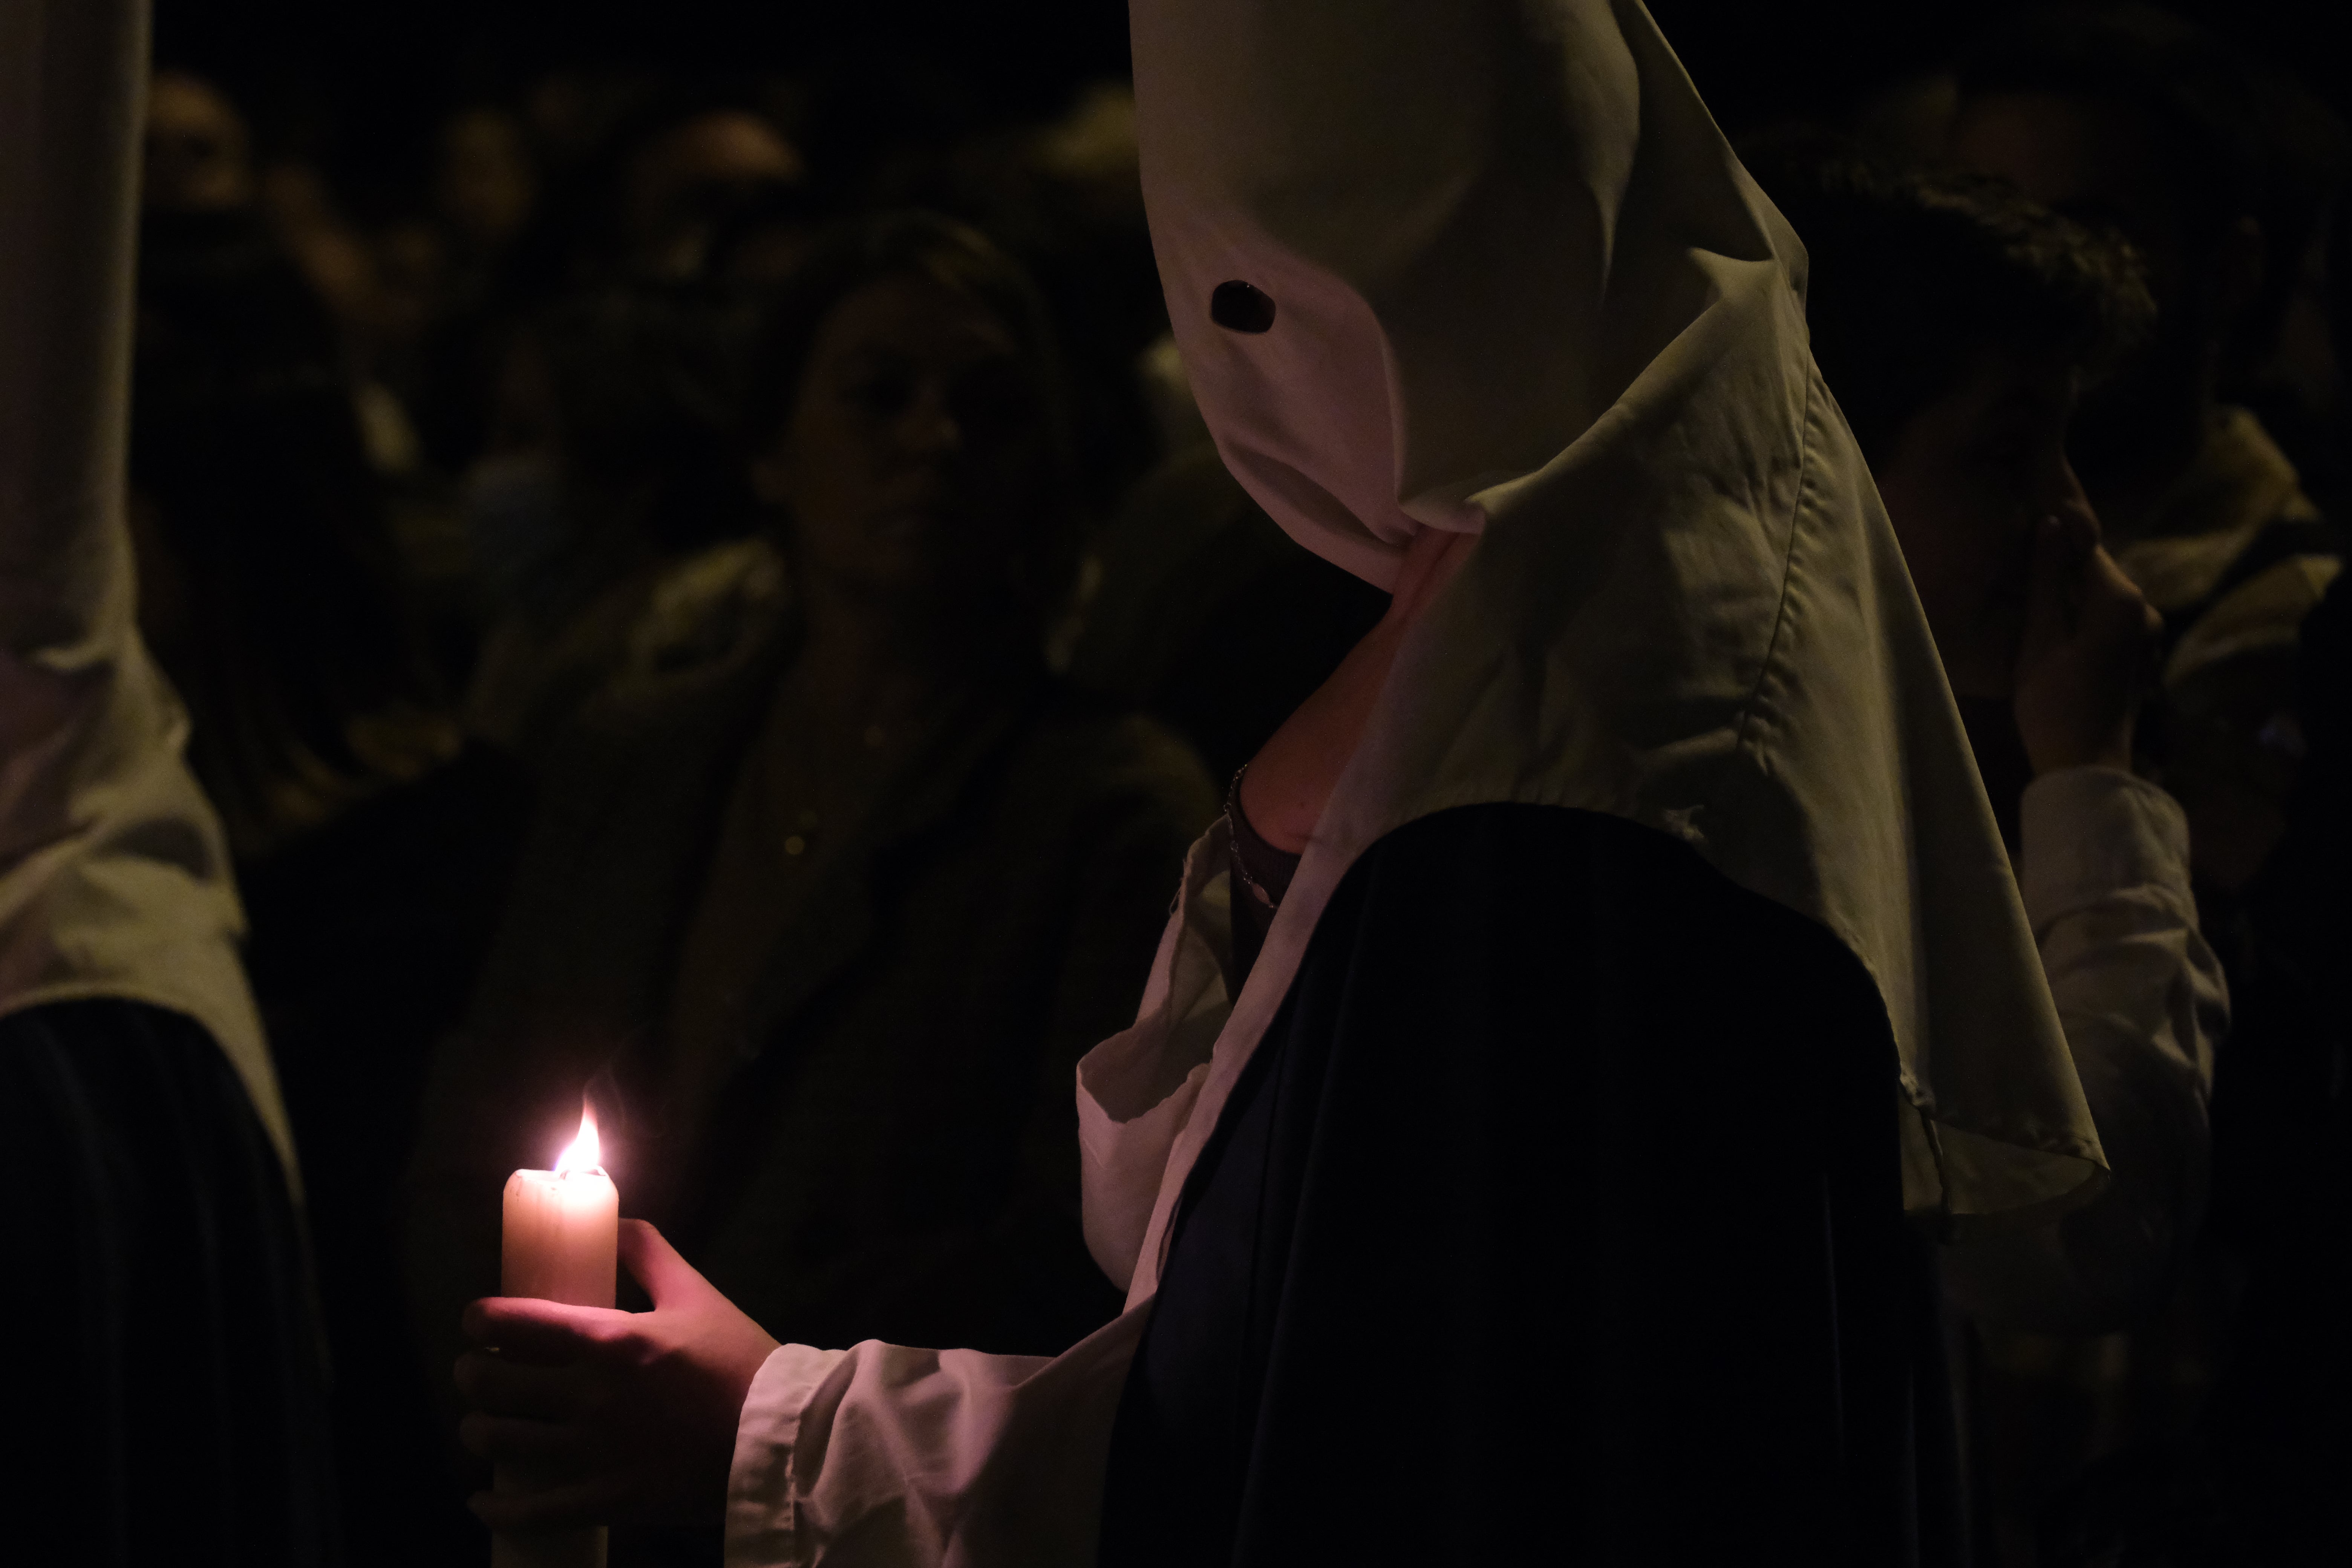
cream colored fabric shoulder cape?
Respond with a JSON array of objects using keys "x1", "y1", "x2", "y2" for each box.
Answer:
[
  {"x1": 1121, "y1": 0, "x2": 2103, "y2": 1280},
  {"x1": 0, "y1": 0, "x2": 293, "y2": 1182}
]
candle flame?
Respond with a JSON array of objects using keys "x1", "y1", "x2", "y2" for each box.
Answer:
[{"x1": 554, "y1": 1102, "x2": 601, "y2": 1175}]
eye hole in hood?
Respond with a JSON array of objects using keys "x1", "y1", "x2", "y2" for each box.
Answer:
[{"x1": 1209, "y1": 280, "x2": 1277, "y2": 333}]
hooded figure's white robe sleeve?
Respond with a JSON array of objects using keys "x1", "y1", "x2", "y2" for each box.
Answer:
[
  {"x1": 0, "y1": 0, "x2": 293, "y2": 1182},
  {"x1": 1944, "y1": 767, "x2": 2228, "y2": 1332},
  {"x1": 723, "y1": 830, "x2": 1232, "y2": 1567}
]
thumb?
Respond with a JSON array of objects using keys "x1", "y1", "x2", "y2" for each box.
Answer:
[
  {"x1": 619, "y1": 1219, "x2": 714, "y2": 1310},
  {"x1": 2082, "y1": 547, "x2": 2164, "y2": 680}
]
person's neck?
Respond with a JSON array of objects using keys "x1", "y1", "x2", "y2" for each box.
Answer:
[{"x1": 787, "y1": 576, "x2": 1019, "y2": 731}]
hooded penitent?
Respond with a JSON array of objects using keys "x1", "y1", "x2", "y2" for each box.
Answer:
[
  {"x1": 1109, "y1": 0, "x2": 2104, "y2": 1284},
  {"x1": 720, "y1": 4, "x2": 2109, "y2": 1563}
]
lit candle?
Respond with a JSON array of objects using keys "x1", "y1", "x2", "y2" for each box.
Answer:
[
  {"x1": 503, "y1": 1106, "x2": 619, "y2": 1306},
  {"x1": 493, "y1": 1103, "x2": 619, "y2": 1568}
]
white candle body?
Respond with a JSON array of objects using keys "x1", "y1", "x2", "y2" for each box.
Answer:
[
  {"x1": 501, "y1": 1168, "x2": 619, "y2": 1306},
  {"x1": 494, "y1": 1167, "x2": 618, "y2": 1568}
]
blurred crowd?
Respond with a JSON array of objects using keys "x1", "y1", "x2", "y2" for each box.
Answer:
[{"x1": 109, "y1": 3, "x2": 2348, "y2": 1565}]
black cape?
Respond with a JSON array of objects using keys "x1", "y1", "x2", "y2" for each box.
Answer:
[
  {"x1": 0, "y1": 999, "x2": 340, "y2": 1566},
  {"x1": 1099, "y1": 804, "x2": 1965, "y2": 1565}
]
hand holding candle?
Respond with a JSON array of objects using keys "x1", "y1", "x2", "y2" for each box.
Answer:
[
  {"x1": 458, "y1": 1107, "x2": 780, "y2": 1539},
  {"x1": 484, "y1": 1105, "x2": 620, "y2": 1568}
]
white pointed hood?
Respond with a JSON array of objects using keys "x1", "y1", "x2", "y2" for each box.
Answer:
[{"x1": 1125, "y1": 0, "x2": 2104, "y2": 1277}]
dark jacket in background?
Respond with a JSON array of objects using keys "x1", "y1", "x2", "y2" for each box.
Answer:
[{"x1": 405, "y1": 545, "x2": 1217, "y2": 1413}]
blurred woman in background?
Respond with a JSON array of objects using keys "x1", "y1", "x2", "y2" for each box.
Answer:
[{"x1": 407, "y1": 211, "x2": 1215, "y2": 1562}]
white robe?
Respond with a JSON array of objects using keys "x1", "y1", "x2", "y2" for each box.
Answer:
[
  {"x1": 0, "y1": 0, "x2": 292, "y2": 1182},
  {"x1": 722, "y1": 1, "x2": 2114, "y2": 1560}
]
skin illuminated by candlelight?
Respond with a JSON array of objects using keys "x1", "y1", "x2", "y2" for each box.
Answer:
[
  {"x1": 459, "y1": 1219, "x2": 780, "y2": 1530},
  {"x1": 465, "y1": 1103, "x2": 778, "y2": 1530}
]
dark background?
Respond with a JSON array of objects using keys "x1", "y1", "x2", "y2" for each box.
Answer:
[{"x1": 154, "y1": 0, "x2": 2352, "y2": 216}]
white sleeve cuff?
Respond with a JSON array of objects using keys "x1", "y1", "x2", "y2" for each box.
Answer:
[
  {"x1": 2017, "y1": 767, "x2": 2193, "y2": 928},
  {"x1": 725, "y1": 1343, "x2": 852, "y2": 1568}
]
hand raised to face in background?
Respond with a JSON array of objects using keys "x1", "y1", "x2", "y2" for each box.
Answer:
[
  {"x1": 2013, "y1": 505, "x2": 2165, "y2": 776},
  {"x1": 456, "y1": 1220, "x2": 780, "y2": 1531}
]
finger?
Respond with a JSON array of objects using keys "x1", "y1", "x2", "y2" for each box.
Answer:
[
  {"x1": 2058, "y1": 506, "x2": 2099, "y2": 556},
  {"x1": 468, "y1": 1478, "x2": 613, "y2": 1533},
  {"x1": 455, "y1": 1350, "x2": 592, "y2": 1421},
  {"x1": 619, "y1": 1219, "x2": 716, "y2": 1311},
  {"x1": 2088, "y1": 545, "x2": 2144, "y2": 607},
  {"x1": 2080, "y1": 548, "x2": 2156, "y2": 646},
  {"x1": 458, "y1": 1412, "x2": 582, "y2": 1467},
  {"x1": 2054, "y1": 482, "x2": 2102, "y2": 548},
  {"x1": 465, "y1": 1296, "x2": 635, "y2": 1361},
  {"x1": 2017, "y1": 514, "x2": 2075, "y2": 671}
]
